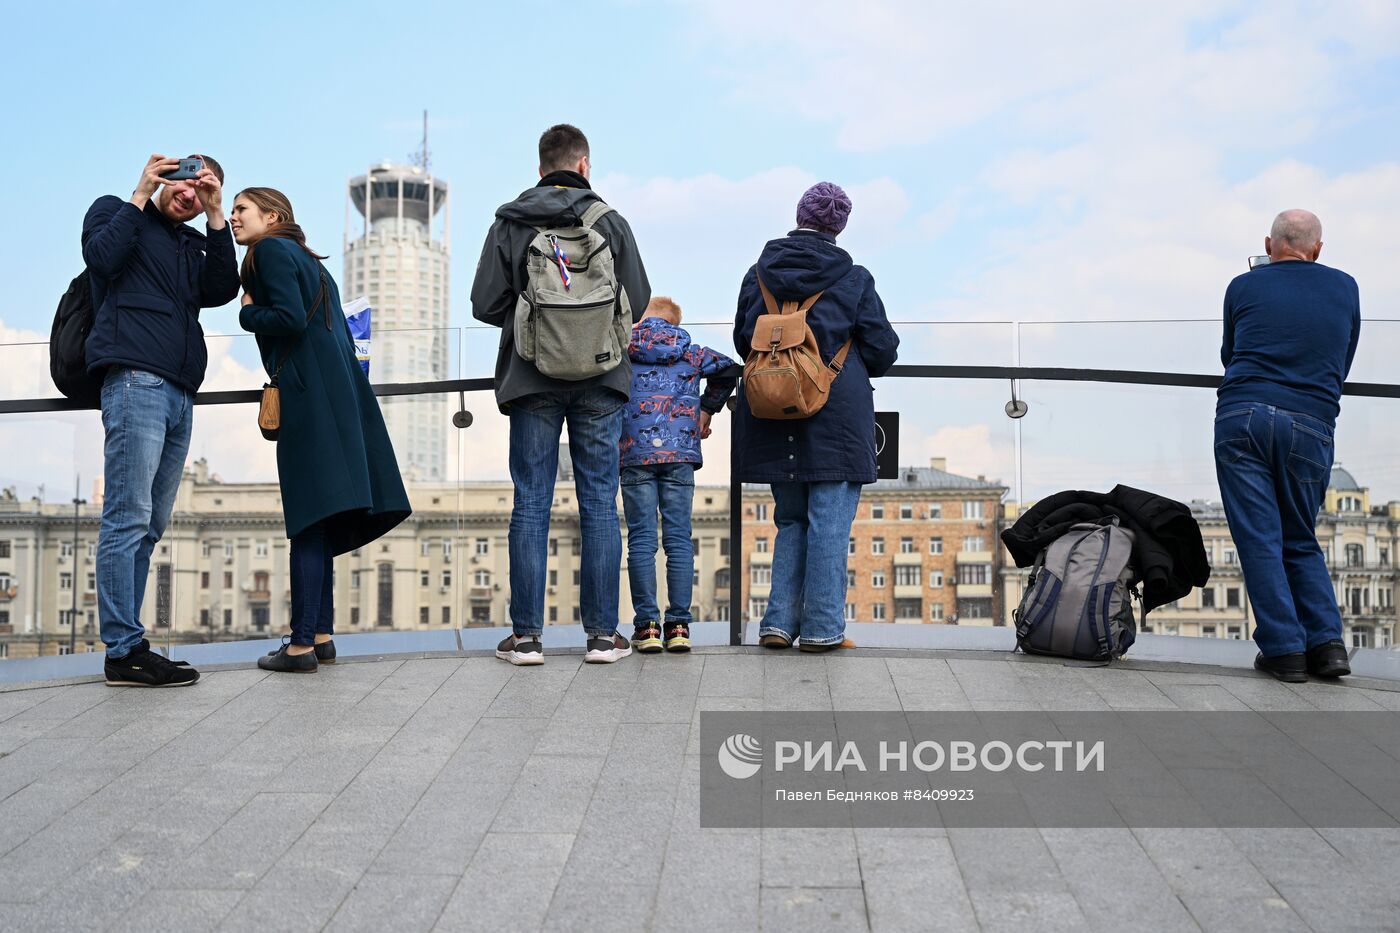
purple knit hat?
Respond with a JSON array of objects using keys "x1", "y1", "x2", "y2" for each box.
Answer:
[{"x1": 796, "y1": 182, "x2": 852, "y2": 236}]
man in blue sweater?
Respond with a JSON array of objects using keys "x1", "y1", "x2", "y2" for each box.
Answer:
[
  {"x1": 1214, "y1": 209, "x2": 1361, "y2": 682},
  {"x1": 83, "y1": 154, "x2": 239, "y2": 686}
]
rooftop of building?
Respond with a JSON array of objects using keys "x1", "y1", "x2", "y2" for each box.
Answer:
[{"x1": 2, "y1": 630, "x2": 1399, "y2": 933}]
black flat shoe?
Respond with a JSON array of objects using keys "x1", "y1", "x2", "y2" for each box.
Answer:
[
  {"x1": 1305, "y1": 640, "x2": 1350, "y2": 678},
  {"x1": 315, "y1": 640, "x2": 337, "y2": 664},
  {"x1": 259, "y1": 644, "x2": 318, "y2": 673},
  {"x1": 1255, "y1": 652, "x2": 1306, "y2": 683}
]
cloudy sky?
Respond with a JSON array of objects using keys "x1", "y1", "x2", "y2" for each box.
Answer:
[{"x1": 2, "y1": 1, "x2": 1398, "y2": 504}]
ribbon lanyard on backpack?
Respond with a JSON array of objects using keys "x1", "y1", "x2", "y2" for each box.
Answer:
[{"x1": 547, "y1": 235, "x2": 571, "y2": 291}]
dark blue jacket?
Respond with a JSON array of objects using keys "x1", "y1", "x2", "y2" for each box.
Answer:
[
  {"x1": 621, "y1": 316, "x2": 736, "y2": 469},
  {"x1": 1217, "y1": 259, "x2": 1361, "y2": 426},
  {"x1": 81, "y1": 196, "x2": 240, "y2": 392},
  {"x1": 733, "y1": 230, "x2": 899, "y2": 484}
]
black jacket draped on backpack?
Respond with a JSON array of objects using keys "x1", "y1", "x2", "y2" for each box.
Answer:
[{"x1": 1001, "y1": 486, "x2": 1211, "y2": 612}]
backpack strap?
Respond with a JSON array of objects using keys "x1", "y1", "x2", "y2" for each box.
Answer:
[
  {"x1": 579, "y1": 201, "x2": 614, "y2": 228},
  {"x1": 757, "y1": 274, "x2": 825, "y2": 317}
]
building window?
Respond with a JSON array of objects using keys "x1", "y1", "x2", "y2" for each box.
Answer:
[
  {"x1": 549, "y1": 606, "x2": 558, "y2": 623},
  {"x1": 845, "y1": 603, "x2": 857, "y2": 622},
  {"x1": 549, "y1": 569, "x2": 558, "y2": 586},
  {"x1": 895, "y1": 599, "x2": 921, "y2": 620},
  {"x1": 1201, "y1": 588, "x2": 1216, "y2": 609},
  {"x1": 224, "y1": 542, "x2": 234, "y2": 560},
  {"x1": 573, "y1": 570, "x2": 581, "y2": 586},
  {"x1": 224, "y1": 572, "x2": 233, "y2": 589},
  {"x1": 1351, "y1": 628, "x2": 1371, "y2": 648},
  {"x1": 441, "y1": 570, "x2": 452, "y2": 588},
  {"x1": 1202, "y1": 625, "x2": 1217, "y2": 638},
  {"x1": 899, "y1": 537, "x2": 914, "y2": 554},
  {"x1": 475, "y1": 538, "x2": 489, "y2": 555},
  {"x1": 475, "y1": 570, "x2": 491, "y2": 587},
  {"x1": 871, "y1": 503, "x2": 884, "y2": 520},
  {"x1": 443, "y1": 540, "x2": 454, "y2": 559},
  {"x1": 871, "y1": 603, "x2": 886, "y2": 621},
  {"x1": 900, "y1": 503, "x2": 913, "y2": 520},
  {"x1": 442, "y1": 607, "x2": 452, "y2": 626},
  {"x1": 223, "y1": 609, "x2": 233, "y2": 630},
  {"x1": 895, "y1": 565, "x2": 920, "y2": 587},
  {"x1": 1226, "y1": 587, "x2": 1241, "y2": 609},
  {"x1": 872, "y1": 537, "x2": 885, "y2": 555},
  {"x1": 930, "y1": 602, "x2": 945, "y2": 621},
  {"x1": 963, "y1": 501, "x2": 984, "y2": 520},
  {"x1": 1345, "y1": 544, "x2": 1364, "y2": 568},
  {"x1": 963, "y1": 536, "x2": 986, "y2": 553},
  {"x1": 0, "y1": 540, "x2": 9, "y2": 559},
  {"x1": 1223, "y1": 547, "x2": 1238, "y2": 566},
  {"x1": 930, "y1": 571, "x2": 944, "y2": 588},
  {"x1": 752, "y1": 565, "x2": 772, "y2": 585},
  {"x1": 847, "y1": 569, "x2": 856, "y2": 589},
  {"x1": 1226, "y1": 625, "x2": 1243, "y2": 640},
  {"x1": 60, "y1": 541, "x2": 73, "y2": 558},
  {"x1": 201, "y1": 572, "x2": 209, "y2": 589},
  {"x1": 420, "y1": 607, "x2": 430, "y2": 627},
  {"x1": 929, "y1": 537, "x2": 943, "y2": 555},
  {"x1": 200, "y1": 609, "x2": 210, "y2": 628},
  {"x1": 872, "y1": 570, "x2": 886, "y2": 588},
  {"x1": 549, "y1": 538, "x2": 559, "y2": 556},
  {"x1": 256, "y1": 540, "x2": 269, "y2": 558},
  {"x1": 351, "y1": 571, "x2": 360, "y2": 589},
  {"x1": 254, "y1": 571, "x2": 269, "y2": 592},
  {"x1": 755, "y1": 503, "x2": 769, "y2": 522},
  {"x1": 377, "y1": 564, "x2": 394, "y2": 626},
  {"x1": 957, "y1": 564, "x2": 989, "y2": 585},
  {"x1": 755, "y1": 537, "x2": 769, "y2": 554},
  {"x1": 848, "y1": 537, "x2": 856, "y2": 556},
  {"x1": 748, "y1": 598, "x2": 768, "y2": 620},
  {"x1": 59, "y1": 572, "x2": 72, "y2": 590},
  {"x1": 1381, "y1": 547, "x2": 1391, "y2": 567},
  {"x1": 720, "y1": 538, "x2": 730, "y2": 557},
  {"x1": 421, "y1": 571, "x2": 430, "y2": 587},
  {"x1": 253, "y1": 607, "x2": 269, "y2": 631},
  {"x1": 929, "y1": 504, "x2": 942, "y2": 519},
  {"x1": 421, "y1": 540, "x2": 432, "y2": 557},
  {"x1": 201, "y1": 541, "x2": 211, "y2": 558},
  {"x1": 716, "y1": 568, "x2": 731, "y2": 589}
]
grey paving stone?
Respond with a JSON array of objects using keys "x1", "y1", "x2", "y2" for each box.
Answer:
[
  {"x1": 1074, "y1": 667, "x2": 1178, "y2": 710},
  {"x1": 484, "y1": 668, "x2": 578, "y2": 718},
  {"x1": 621, "y1": 687, "x2": 699, "y2": 723},
  {"x1": 262, "y1": 724, "x2": 400, "y2": 795},
  {"x1": 489, "y1": 754, "x2": 605, "y2": 834},
  {"x1": 1040, "y1": 828, "x2": 1199, "y2": 932},
  {"x1": 1175, "y1": 892, "x2": 1311, "y2": 933},
  {"x1": 856, "y1": 831, "x2": 978, "y2": 933},
  {"x1": 218, "y1": 864, "x2": 355, "y2": 933},
  {"x1": 1282, "y1": 681, "x2": 1388, "y2": 710},
  {"x1": 371, "y1": 780, "x2": 510, "y2": 875},
  {"x1": 760, "y1": 886, "x2": 869, "y2": 933},
  {"x1": 653, "y1": 829, "x2": 761, "y2": 933},
  {"x1": 0, "y1": 736, "x2": 96, "y2": 800},
  {"x1": 966, "y1": 889, "x2": 1087, "y2": 933},
  {"x1": 1130, "y1": 828, "x2": 1284, "y2": 899},
  {"x1": 108, "y1": 889, "x2": 244, "y2": 933},
  {"x1": 0, "y1": 689, "x2": 52, "y2": 723},
  {"x1": 1156, "y1": 684, "x2": 1251, "y2": 711},
  {"x1": 435, "y1": 832, "x2": 576, "y2": 932},
  {"x1": 434, "y1": 716, "x2": 546, "y2": 785},
  {"x1": 761, "y1": 828, "x2": 863, "y2": 888},
  {"x1": 1215, "y1": 677, "x2": 1320, "y2": 712},
  {"x1": 947, "y1": 828, "x2": 1069, "y2": 895},
  {"x1": 326, "y1": 872, "x2": 461, "y2": 933},
  {"x1": 170, "y1": 792, "x2": 333, "y2": 890},
  {"x1": 698, "y1": 655, "x2": 766, "y2": 698},
  {"x1": 885, "y1": 658, "x2": 972, "y2": 711}
]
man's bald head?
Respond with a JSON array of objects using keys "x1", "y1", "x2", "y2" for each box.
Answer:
[{"x1": 1265, "y1": 209, "x2": 1323, "y2": 262}]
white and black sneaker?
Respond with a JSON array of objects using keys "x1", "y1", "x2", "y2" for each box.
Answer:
[
  {"x1": 585, "y1": 632, "x2": 633, "y2": 664},
  {"x1": 496, "y1": 633, "x2": 544, "y2": 666}
]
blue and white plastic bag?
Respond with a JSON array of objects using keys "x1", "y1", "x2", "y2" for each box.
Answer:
[{"x1": 342, "y1": 296, "x2": 371, "y2": 376}]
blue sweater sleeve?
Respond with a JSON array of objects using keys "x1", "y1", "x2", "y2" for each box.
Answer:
[
  {"x1": 1220, "y1": 282, "x2": 1236, "y2": 369},
  {"x1": 81, "y1": 196, "x2": 144, "y2": 278},
  {"x1": 1344, "y1": 279, "x2": 1361, "y2": 378}
]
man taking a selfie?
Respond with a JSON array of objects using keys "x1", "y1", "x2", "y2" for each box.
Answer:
[{"x1": 83, "y1": 153, "x2": 239, "y2": 686}]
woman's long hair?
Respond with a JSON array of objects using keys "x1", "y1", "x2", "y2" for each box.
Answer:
[{"x1": 236, "y1": 187, "x2": 329, "y2": 290}]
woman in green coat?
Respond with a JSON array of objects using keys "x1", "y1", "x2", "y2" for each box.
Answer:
[{"x1": 233, "y1": 187, "x2": 411, "y2": 673}]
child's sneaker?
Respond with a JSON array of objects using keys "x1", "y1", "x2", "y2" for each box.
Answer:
[
  {"x1": 664, "y1": 622, "x2": 691, "y2": 653},
  {"x1": 632, "y1": 623, "x2": 664, "y2": 654}
]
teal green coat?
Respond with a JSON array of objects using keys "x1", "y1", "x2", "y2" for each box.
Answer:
[{"x1": 239, "y1": 236, "x2": 411, "y2": 552}]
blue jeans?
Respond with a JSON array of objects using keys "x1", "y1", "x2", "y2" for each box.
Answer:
[
  {"x1": 508, "y1": 389, "x2": 624, "y2": 638},
  {"x1": 621, "y1": 463, "x2": 696, "y2": 626},
  {"x1": 290, "y1": 521, "x2": 334, "y2": 646},
  {"x1": 760, "y1": 481, "x2": 862, "y2": 646},
  {"x1": 1214, "y1": 402, "x2": 1341, "y2": 657},
  {"x1": 96, "y1": 368, "x2": 192, "y2": 659}
]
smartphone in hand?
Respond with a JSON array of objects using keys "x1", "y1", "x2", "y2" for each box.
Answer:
[{"x1": 161, "y1": 158, "x2": 204, "y2": 181}]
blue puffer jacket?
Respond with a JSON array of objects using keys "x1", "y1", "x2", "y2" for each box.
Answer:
[
  {"x1": 81, "y1": 196, "x2": 240, "y2": 392},
  {"x1": 733, "y1": 230, "x2": 899, "y2": 484},
  {"x1": 621, "y1": 317, "x2": 737, "y2": 469}
]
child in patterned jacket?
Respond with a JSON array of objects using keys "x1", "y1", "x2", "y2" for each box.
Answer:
[{"x1": 621, "y1": 296, "x2": 737, "y2": 652}]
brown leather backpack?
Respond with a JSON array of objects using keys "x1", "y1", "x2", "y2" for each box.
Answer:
[{"x1": 742, "y1": 274, "x2": 852, "y2": 420}]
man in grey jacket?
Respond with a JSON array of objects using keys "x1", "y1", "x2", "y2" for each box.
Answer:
[{"x1": 472, "y1": 124, "x2": 651, "y2": 666}]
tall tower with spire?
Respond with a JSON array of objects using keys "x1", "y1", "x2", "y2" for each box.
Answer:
[{"x1": 342, "y1": 113, "x2": 451, "y2": 482}]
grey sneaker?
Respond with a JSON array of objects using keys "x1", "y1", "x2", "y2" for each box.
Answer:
[
  {"x1": 585, "y1": 633, "x2": 633, "y2": 664},
  {"x1": 497, "y1": 634, "x2": 544, "y2": 666}
]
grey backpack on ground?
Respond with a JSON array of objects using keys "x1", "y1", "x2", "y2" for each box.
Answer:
[
  {"x1": 512, "y1": 201, "x2": 631, "y2": 381},
  {"x1": 1013, "y1": 519, "x2": 1142, "y2": 662}
]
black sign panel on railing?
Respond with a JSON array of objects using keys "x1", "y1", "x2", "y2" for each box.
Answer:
[{"x1": 875, "y1": 412, "x2": 899, "y2": 480}]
